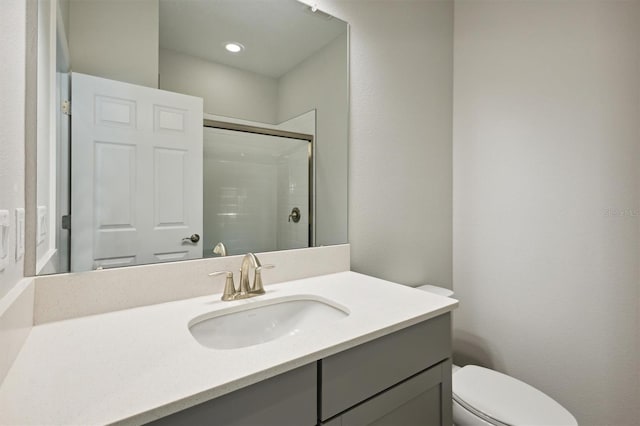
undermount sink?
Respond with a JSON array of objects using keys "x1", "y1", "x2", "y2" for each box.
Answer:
[{"x1": 189, "y1": 296, "x2": 349, "y2": 350}]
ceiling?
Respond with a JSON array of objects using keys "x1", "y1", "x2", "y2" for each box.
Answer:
[{"x1": 159, "y1": 0, "x2": 347, "y2": 78}]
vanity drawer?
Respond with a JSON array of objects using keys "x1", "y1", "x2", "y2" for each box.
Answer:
[
  {"x1": 148, "y1": 363, "x2": 316, "y2": 426},
  {"x1": 324, "y1": 362, "x2": 446, "y2": 426},
  {"x1": 320, "y1": 313, "x2": 451, "y2": 420}
]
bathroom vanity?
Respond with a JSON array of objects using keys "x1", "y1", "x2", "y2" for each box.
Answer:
[
  {"x1": 0, "y1": 271, "x2": 457, "y2": 425},
  {"x1": 152, "y1": 315, "x2": 451, "y2": 426}
]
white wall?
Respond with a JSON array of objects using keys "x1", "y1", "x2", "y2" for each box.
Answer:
[
  {"x1": 68, "y1": 0, "x2": 159, "y2": 88},
  {"x1": 315, "y1": 0, "x2": 454, "y2": 287},
  {"x1": 278, "y1": 32, "x2": 348, "y2": 248},
  {"x1": 160, "y1": 49, "x2": 278, "y2": 124},
  {"x1": 276, "y1": 110, "x2": 315, "y2": 136},
  {"x1": 0, "y1": 0, "x2": 26, "y2": 299},
  {"x1": 453, "y1": 1, "x2": 640, "y2": 424}
]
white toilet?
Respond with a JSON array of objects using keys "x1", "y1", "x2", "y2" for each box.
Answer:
[{"x1": 416, "y1": 285, "x2": 578, "y2": 426}]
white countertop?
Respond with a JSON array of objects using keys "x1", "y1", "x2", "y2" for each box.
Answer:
[{"x1": 0, "y1": 271, "x2": 458, "y2": 425}]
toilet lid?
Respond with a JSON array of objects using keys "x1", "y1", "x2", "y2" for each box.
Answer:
[{"x1": 453, "y1": 365, "x2": 577, "y2": 426}]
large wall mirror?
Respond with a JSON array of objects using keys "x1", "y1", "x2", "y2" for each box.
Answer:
[{"x1": 33, "y1": 0, "x2": 348, "y2": 274}]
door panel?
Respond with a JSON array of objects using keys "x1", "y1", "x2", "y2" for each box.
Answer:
[
  {"x1": 94, "y1": 142, "x2": 136, "y2": 229},
  {"x1": 71, "y1": 72, "x2": 203, "y2": 271},
  {"x1": 153, "y1": 148, "x2": 187, "y2": 226}
]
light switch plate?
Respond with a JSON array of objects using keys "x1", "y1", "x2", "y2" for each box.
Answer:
[
  {"x1": 37, "y1": 206, "x2": 47, "y2": 245},
  {"x1": 15, "y1": 208, "x2": 25, "y2": 261},
  {"x1": 0, "y1": 210, "x2": 9, "y2": 272}
]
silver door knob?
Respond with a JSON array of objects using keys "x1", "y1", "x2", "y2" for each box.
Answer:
[{"x1": 182, "y1": 234, "x2": 200, "y2": 243}]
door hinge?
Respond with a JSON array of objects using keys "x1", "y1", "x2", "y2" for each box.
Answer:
[
  {"x1": 61, "y1": 215, "x2": 71, "y2": 230},
  {"x1": 61, "y1": 100, "x2": 71, "y2": 116}
]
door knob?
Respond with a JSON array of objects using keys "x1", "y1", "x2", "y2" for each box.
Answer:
[{"x1": 182, "y1": 234, "x2": 200, "y2": 243}]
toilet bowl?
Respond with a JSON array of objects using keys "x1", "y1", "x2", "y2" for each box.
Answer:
[
  {"x1": 416, "y1": 285, "x2": 578, "y2": 426},
  {"x1": 451, "y1": 365, "x2": 577, "y2": 425}
]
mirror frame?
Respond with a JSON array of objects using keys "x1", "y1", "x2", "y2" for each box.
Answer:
[{"x1": 25, "y1": 0, "x2": 39, "y2": 277}]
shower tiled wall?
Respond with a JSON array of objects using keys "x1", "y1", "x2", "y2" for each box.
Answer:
[{"x1": 203, "y1": 157, "x2": 278, "y2": 256}]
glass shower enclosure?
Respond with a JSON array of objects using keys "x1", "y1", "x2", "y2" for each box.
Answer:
[{"x1": 203, "y1": 122, "x2": 312, "y2": 257}]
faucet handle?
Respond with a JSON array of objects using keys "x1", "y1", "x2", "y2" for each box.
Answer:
[
  {"x1": 208, "y1": 271, "x2": 236, "y2": 301},
  {"x1": 252, "y1": 264, "x2": 275, "y2": 294}
]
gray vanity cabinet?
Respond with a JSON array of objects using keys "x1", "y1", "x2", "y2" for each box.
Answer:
[
  {"x1": 148, "y1": 313, "x2": 452, "y2": 426},
  {"x1": 321, "y1": 361, "x2": 451, "y2": 426},
  {"x1": 320, "y1": 314, "x2": 452, "y2": 426}
]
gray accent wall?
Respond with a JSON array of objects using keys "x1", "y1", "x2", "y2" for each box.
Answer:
[{"x1": 453, "y1": 1, "x2": 640, "y2": 424}]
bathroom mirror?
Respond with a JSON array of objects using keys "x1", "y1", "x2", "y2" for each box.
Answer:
[{"x1": 32, "y1": 0, "x2": 348, "y2": 274}]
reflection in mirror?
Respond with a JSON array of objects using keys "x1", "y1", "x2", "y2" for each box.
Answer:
[
  {"x1": 203, "y1": 117, "x2": 313, "y2": 257},
  {"x1": 34, "y1": 0, "x2": 348, "y2": 274}
]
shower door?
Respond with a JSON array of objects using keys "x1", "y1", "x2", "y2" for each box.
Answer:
[{"x1": 203, "y1": 125, "x2": 311, "y2": 257}]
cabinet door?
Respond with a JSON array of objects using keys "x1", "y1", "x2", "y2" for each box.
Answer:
[
  {"x1": 324, "y1": 362, "x2": 450, "y2": 426},
  {"x1": 148, "y1": 363, "x2": 316, "y2": 426}
]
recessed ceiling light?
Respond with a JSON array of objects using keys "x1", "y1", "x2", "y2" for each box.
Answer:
[{"x1": 225, "y1": 42, "x2": 244, "y2": 53}]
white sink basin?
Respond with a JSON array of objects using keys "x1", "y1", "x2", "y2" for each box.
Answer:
[{"x1": 189, "y1": 296, "x2": 349, "y2": 350}]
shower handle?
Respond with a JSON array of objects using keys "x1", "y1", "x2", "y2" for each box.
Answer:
[{"x1": 288, "y1": 207, "x2": 301, "y2": 223}]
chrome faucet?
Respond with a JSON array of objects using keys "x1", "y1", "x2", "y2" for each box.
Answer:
[{"x1": 209, "y1": 253, "x2": 274, "y2": 301}]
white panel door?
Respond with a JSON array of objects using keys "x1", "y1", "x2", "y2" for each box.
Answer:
[{"x1": 71, "y1": 72, "x2": 203, "y2": 271}]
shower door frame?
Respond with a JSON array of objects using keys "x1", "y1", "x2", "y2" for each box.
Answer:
[{"x1": 203, "y1": 119, "x2": 316, "y2": 248}]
